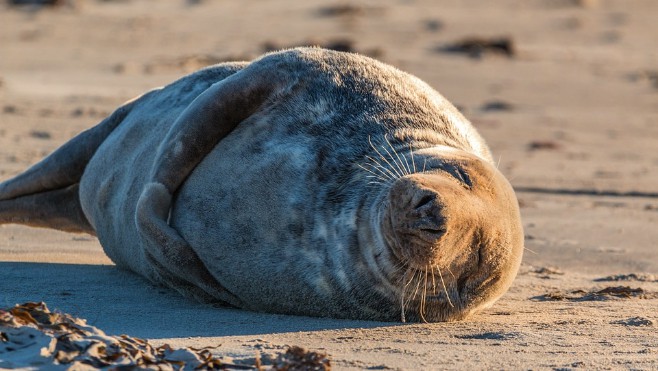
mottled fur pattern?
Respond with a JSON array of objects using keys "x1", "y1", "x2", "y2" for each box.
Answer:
[{"x1": 0, "y1": 48, "x2": 523, "y2": 322}]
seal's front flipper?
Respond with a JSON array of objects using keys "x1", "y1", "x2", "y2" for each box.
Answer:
[
  {"x1": 136, "y1": 58, "x2": 297, "y2": 303},
  {"x1": 137, "y1": 183, "x2": 234, "y2": 303},
  {"x1": 0, "y1": 101, "x2": 135, "y2": 233}
]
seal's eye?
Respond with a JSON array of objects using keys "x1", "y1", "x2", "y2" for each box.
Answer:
[{"x1": 446, "y1": 165, "x2": 472, "y2": 188}]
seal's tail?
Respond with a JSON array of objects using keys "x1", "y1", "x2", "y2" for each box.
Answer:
[{"x1": 0, "y1": 99, "x2": 136, "y2": 234}]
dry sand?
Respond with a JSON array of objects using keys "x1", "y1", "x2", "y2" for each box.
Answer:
[{"x1": 1, "y1": 0, "x2": 657, "y2": 369}]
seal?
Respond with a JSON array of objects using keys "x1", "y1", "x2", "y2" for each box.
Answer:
[{"x1": 0, "y1": 48, "x2": 523, "y2": 322}]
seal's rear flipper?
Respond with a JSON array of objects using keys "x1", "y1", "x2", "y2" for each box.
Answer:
[
  {"x1": 0, "y1": 184, "x2": 93, "y2": 234},
  {"x1": 136, "y1": 57, "x2": 297, "y2": 303},
  {"x1": 0, "y1": 100, "x2": 136, "y2": 233}
]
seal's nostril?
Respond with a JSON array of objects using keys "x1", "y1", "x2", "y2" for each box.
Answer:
[{"x1": 414, "y1": 195, "x2": 435, "y2": 210}]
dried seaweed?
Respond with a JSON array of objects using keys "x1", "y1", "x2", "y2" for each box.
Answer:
[
  {"x1": 527, "y1": 140, "x2": 561, "y2": 151},
  {"x1": 438, "y1": 37, "x2": 515, "y2": 59},
  {"x1": 0, "y1": 302, "x2": 331, "y2": 370},
  {"x1": 594, "y1": 273, "x2": 657, "y2": 283},
  {"x1": 8, "y1": 0, "x2": 64, "y2": 6},
  {"x1": 532, "y1": 286, "x2": 656, "y2": 302},
  {"x1": 611, "y1": 317, "x2": 654, "y2": 327},
  {"x1": 272, "y1": 346, "x2": 331, "y2": 371}
]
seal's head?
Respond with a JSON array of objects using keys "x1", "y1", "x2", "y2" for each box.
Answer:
[{"x1": 379, "y1": 146, "x2": 523, "y2": 322}]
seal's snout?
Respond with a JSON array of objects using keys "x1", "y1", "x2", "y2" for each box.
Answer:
[
  {"x1": 386, "y1": 176, "x2": 454, "y2": 267},
  {"x1": 408, "y1": 192, "x2": 447, "y2": 243}
]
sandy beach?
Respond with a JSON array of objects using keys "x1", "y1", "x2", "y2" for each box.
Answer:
[{"x1": 1, "y1": 0, "x2": 657, "y2": 369}]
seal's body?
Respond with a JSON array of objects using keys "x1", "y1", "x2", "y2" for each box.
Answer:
[{"x1": 0, "y1": 48, "x2": 523, "y2": 322}]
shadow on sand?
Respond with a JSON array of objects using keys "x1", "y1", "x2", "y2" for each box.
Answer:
[{"x1": 0, "y1": 262, "x2": 397, "y2": 339}]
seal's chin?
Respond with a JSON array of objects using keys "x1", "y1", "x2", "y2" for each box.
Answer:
[{"x1": 380, "y1": 153, "x2": 524, "y2": 322}]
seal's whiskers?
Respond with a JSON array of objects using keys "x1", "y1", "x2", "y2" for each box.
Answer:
[
  {"x1": 391, "y1": 260, "x2": 408, "y2": 277},
  {"x1": 447, "y1": 267, "x2": 456, "y2": 280},
  {"x1": 361, "y1": 136, "x2": 419, "y2": 186},
  {"x1": 368, "y1": 137, "x2": 405, "y2": 179},
  {"x1": 484, "y1": 171, "x2": 497, "y2": 191},
  {"x1": 362, "y1": 166, "x2": 391, "y2": 182},
  {"x1": 419, "y1": 269, "x2": 429, "y2": 323},
  {"x1": 375, "y1": 136, "x2": 406, "y2": 177},
  {"x1": 411, "y1": 269, "x2": 423, "y2": 300},
  {"x1": 484, "y1": 157, "x2": 505, "y2": 190},
  {"x1": 437, "y1": 266, "x2": 455, "y2": 308},
  {"x1": 379, "y1": 141, "x2": 408, "y2": 178},
  {"x1": 399, "y1": 262, "x2": 460, "y2": 322},
  {"x1": 384, "y1": 135, "x2": 412, "y2": 176},
  {"x1": 431, "y1": 266, "x2": 437, "y2": 296},
  {"x1": 357, "y1": 163, "x2": 391, "y2": 184},
  {"x1": 400, "y1": 269, "x2": 416, "y2": 322},
  {"x1": 409, "y1": 144, "x2": 417, "y2": 173},
  {"x1": 364, "y1": 155, "x2": 399, "y2": 181},
  {"x1": 409, "y1": 269, "x2": 424, "y2": 318},
  {"x1": 523, "y1": 247, "x2": 537, "y2": 255},
  {"x1": 402, "y1": 268, "x2": 423, "y2": 323}
]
